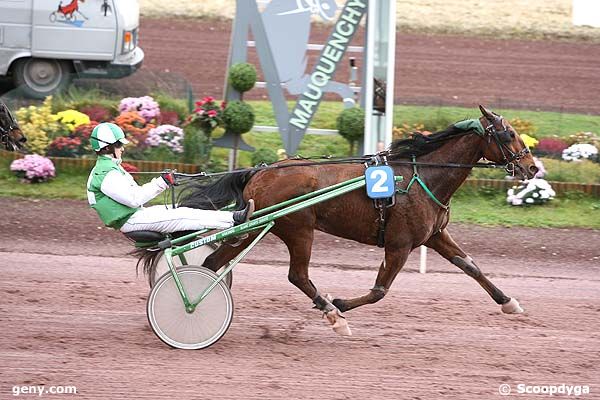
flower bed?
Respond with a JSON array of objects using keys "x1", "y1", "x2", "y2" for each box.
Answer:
[
  {"x1": 506, "y1": 179, "x2": 556, "y2": 206},
  {"x1": 10, "y1": 154, "x2": 56, "y2": 183}
]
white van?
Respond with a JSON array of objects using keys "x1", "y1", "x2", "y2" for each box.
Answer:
[{"x1": 0, "y1": 0, "x2": 144, "y2": 98}]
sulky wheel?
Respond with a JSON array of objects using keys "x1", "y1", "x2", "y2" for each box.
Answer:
[
  {"x1": 147, "y1": 266, "x2": 234, "y2": 350},
  {"x1": 150, "y1": 243, "x2": 232, "y2": 289}
]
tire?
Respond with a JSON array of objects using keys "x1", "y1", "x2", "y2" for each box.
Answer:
[
  {"x1": 12, "y1": 58, "x2": 72, "y2": 99},
  {"x1": 150, "y1": 243, "x2": 232, "y2": 289},
  {"x1": 147, "y1": 266, "x2": 234, "y2": 350}
]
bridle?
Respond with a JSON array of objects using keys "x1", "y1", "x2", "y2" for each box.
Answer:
[
  {"x1": 0, "y1": 103, "x2": 24, "y2": 151},
  {"x1": 482, "y1": 114, "x2": 530, "y2": 176}
]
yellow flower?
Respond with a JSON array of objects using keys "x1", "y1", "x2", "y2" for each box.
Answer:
[
  {"x1": 53, "y1": 110, "x2": 90, "y2": 132},
  {"x1": 520, "y1": 134, "x2": 539, "y2": 149}
]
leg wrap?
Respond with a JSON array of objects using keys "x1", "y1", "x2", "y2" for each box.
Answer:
[
  {"x1": 451, "y1": 256, "x2": 481, "y2": 278},
  {"x1": 312, "y1": 293, "x2": 336, "y2": 313}
]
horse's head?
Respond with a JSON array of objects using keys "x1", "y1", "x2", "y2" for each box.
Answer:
[
  {"x1": 478, "y1": 105, "x2": 538, "y2": 179},
  {"x1": 0, "y1": 100, "x2": 27, "y2": 151}
]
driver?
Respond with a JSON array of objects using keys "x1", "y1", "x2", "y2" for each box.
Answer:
[{"x1": 86, "y1": 122, "x2": 254, "y2": 233}]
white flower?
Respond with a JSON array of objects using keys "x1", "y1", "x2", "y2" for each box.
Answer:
[
  {"x1": 562, "y1": 143, "x2": 598, "y2": 161},
  {"x1": 506, "y1": 179, "x2": 555, "y2": 206}
]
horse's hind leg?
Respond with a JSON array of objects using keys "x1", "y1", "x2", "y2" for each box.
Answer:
[
  {"x1": 279, "y1": 228, "x2": 352, "y2": 336},
  {"x1": 424, "y1": 228, "x2": 523, "y2": 314},
  {"x1": 332, "y1": 246, "x2": 412, "y2": 313}
]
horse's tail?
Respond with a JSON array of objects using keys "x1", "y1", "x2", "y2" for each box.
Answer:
[
  {"x1": 178, "y1": 170, "x2": 256, "y2": 211},
  {"x1": 132, "y1": 247, "x2": 161, "y2": 287},
  {"x1": 131, "y1": 170, "x2": 256, "y2": 286}
]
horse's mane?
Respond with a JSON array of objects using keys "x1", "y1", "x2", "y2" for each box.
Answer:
[{"x1": 388, "y1": 124, "x2": 474, "y2": 159}]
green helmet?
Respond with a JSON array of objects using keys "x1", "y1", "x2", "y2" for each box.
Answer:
[{"x1": 90, "y1": 123, "x2": 129, "y2": 151}]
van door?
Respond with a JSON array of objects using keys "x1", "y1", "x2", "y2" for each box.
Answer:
[
  {"x1": 31, "y1": 0, "x2": 117, "y2": 60},
  {"x1": 0, "y1": 0, "x2": 34, "y2": 75}
]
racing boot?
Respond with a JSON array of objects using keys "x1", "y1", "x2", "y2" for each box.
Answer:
[{"x1": 233, "y1": 199, "x2": 255, "y2": 226}]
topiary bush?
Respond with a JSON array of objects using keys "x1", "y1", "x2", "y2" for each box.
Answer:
[
  {"x1": 336, "y1": 107, "x2": 364, "y2": 155},
  {"x1": 251, "y1": 148, "x2": 278, "y2": 165},
  {"x1": 222, "y1": 101, "x2": 255, "y2": 134},
  {"x1": 228, "y1": 63, "x2": 257, "y2": 93}
]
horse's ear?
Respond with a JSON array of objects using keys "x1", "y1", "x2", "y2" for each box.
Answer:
[{"x1": 479, "y1": 105, "x2": 495, "y2": 121}]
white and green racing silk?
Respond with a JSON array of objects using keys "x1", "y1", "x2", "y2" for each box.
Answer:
[{"x1": 87, "y1": 156, "x2": 169, "y2": 229}]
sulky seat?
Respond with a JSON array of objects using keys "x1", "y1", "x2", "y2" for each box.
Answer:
[{"x1": 123, "y1": 230, "x2": 166, "y2": 243}]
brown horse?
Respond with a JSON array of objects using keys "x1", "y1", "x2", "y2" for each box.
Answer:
[
  {"x1": 0, "y1": 100, "x2": 26, "y2": 151},
  {"x1": 149, "y1": 106, "x2": 538, "y2": 335}
]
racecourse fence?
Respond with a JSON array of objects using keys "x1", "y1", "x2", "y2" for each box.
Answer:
[{"x1": 2, "y1": 150, "x2": 599, "y2": 197}]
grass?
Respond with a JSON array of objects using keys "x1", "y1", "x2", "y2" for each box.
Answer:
[
  {"x1": 4, "y1": 94, "x2": 599, "y2": 230},
  {"x1": 2, "y1": 155, "x2": 599, "y2": 229},
  {"x1": 452, "y1": 187, "x2": 600, "y2": 229},
  {"x1": 246, "y1": 101, "x2": 600, "y2": 145}
]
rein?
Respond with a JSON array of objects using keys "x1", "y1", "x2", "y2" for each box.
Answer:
[{"x1": 149, "y1": 157, "x2": 508, "y2": 183}]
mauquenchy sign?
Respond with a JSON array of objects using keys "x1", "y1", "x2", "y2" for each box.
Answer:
[{"x1": 288, "y1": 0, "x2": 367, "y2": 131}]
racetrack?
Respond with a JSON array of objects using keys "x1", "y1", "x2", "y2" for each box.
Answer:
[
  {"x1": 1, "y1": 198, "x2": 599, "y2": 399},
  {"x1": 138, "y1": 18, "x2": 600, "y2": 114}
]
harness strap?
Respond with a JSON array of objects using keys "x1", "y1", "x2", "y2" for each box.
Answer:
[
  {"x1": 365, "y1": 154, "x2": 395, "y2": 248},
  {"x1": 375, "y1": 199, "x2": 387, "y2": 248},
  {"x1": 397, "y1": 157, "x2": 450, "y2": 211}
]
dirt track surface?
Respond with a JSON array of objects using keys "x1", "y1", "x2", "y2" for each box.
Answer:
[
  {"x1": 1, "y1": 197, "x2": 599, "y2": 399},
  {"x1": 139, "y1": 18, "x2": 600, "y2": 114}
]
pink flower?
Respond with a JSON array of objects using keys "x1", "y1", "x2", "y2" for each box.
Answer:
[
  {"x1": 195, "y1": 100, "x2": 205, "y2": 107},
  {"x1": 207, "y1": 110, "x2": 218, "y2": 118},
  {"x1": 221, "y1": 101, "x2": 227, "y2": 109},
  {"x1": 203, "y1": 96, "x2": 215, "y2": 103}
]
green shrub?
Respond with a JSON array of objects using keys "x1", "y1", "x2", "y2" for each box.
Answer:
[
  {"x1": 182, "y1": 125, "x2": 205, "y2": 165},
  {"x1": 228, "y1": 63, "x2": 257, "y2": 93},
  {"x1": 223, "y1": 101, "x2": 255, "y2": 134},
  {"x1": 251, "y1": 148, "x2": 278, "y2": 165},
  {"x1": 542, "y1": 158, "x2": 600, "y2": 184},
  {"x1": 52, "y1": 87, "x2": 116, "y2": 113},
  {"x1": 336, "y1": 107, "x2": 364, "y2": 155}
]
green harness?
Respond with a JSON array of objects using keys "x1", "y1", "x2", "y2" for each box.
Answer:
[{"x1": 396, "y1": 156, "x2": 449, "y2": 211}]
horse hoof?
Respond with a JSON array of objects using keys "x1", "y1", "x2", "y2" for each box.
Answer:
[
  {"x1": 326, "y1": 310, "x2": 352, "y2": 336},
  {"x1": 501, "y1": 298, "x2": 524, "y2": 314}
]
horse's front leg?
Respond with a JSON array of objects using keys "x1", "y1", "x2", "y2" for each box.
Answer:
[
  {"x1": 424, "y1": 228, "x2": 523, "y2": 313},
  {"x1": 332, "y1": 246, "x2": 411, "y2": 313}
]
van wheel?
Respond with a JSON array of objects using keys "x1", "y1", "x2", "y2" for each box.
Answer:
[{"x1": 12, "y1": 58, "x2": 72, "y2": 99}]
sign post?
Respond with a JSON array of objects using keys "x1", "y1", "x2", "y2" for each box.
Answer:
[{"x1": 363, "y1": 0, "x2": 396, "y2": 155}]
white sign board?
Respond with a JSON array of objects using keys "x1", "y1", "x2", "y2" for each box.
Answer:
[{"x1": 573, "y1": 0, "x2": 600, "y2": 28}]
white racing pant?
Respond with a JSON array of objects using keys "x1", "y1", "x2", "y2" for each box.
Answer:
[{"x1": 120, "y1": 205, "x2": 234, "y2": 234}]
